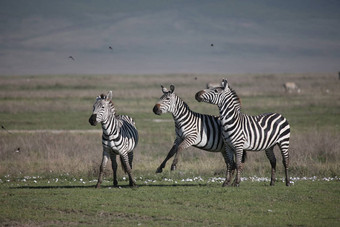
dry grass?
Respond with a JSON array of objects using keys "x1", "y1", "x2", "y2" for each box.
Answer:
[
  {"x1": 0, "y1": 133, "x2": 99, "y2": 177},
  {"x1": 0, "y1": 129, "x2": 338, "y2": 179}
]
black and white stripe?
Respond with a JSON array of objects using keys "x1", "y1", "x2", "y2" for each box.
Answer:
[
  {"x1": 89, "y1": 91, "x2": 138, "y2": 188},
  {"x1": 196, "y1": 79, "x2": 290, "y2": 187},
  {"x1": 153, "y1": 85, "x2": 245, "y2": 173}
]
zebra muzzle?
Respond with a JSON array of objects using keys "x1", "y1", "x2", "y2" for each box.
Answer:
[
  {"x1": 89, "y1": 114, "x2": 97, "y2": 126},
  {"x1": 195, "y1": 91, "x2": 204, "y2": 102},
  {"x1": 153, "y1": 104, "x2": 162, "y2": 115}
]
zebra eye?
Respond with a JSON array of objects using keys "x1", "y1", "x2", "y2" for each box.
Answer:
[
  {"x1": 166, "y1": 97, "x2": 170, "y2": 100},
  {"x1": 214, "y1": 89, "x2": 219, "y2": 93}
]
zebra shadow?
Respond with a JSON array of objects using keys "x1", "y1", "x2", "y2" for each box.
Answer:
[
  {"x1": 11, "y1": 183, "x2": 207, "y2": 190},
  {"x1": 11, "y1": 185, "x2": 95, "y2": 190}
]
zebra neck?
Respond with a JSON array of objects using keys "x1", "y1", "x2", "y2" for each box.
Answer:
[
  {"x1": 101, "y1": 113, "x2": 118, "y2": 135},
  {"x1": 172, "y1": 97, "x2": 193, "y2": 121},
  {"x1": 219, "y1": 100, "x2": 242, "y2": 125}
]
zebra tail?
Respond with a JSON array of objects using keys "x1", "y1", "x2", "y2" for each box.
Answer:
[
  {"x1": 119, "y1": 156, "x2": 128, "y2": 174},
  {"x1": 242, "y1": 151, "x2": 247, "y2": 163},
  {"x1": 119, "y1": 152, "x2": 133, "y2": 174}
]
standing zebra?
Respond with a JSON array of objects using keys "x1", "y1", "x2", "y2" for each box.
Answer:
[
  {"x1": 152, "y1": 85, "x2": 246, "y2": 173},
  {"x1": 89, "y1": 91, "x2": 138, "y2": 188},
  {"x1": 195, "y1": 79, "x2": 290, "y2": 187}
]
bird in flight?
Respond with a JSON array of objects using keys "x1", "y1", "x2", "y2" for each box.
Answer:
[
  {"x1": 109, "y1": 46, "x2": 113, "y2": 50},
  {"x1": 68, "y1": 56, "x2": 75, "y2": 61},
  {"x1": 211, "y1": 44, "x2": 214, "y2": 47},
  {"x1": 1, "y1": 125, "x2": 12, "y2": 134}
]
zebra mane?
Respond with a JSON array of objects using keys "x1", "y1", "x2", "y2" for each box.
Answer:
[
  {"x1": 170, "y1": 92, "x2": 191, "y2": 115},
  {"x1": 227, "y1": 86, "x2": 242, "y2": 111},
  {"x1": 177, "y1": 95, "x2": 190, "y2": 109}
]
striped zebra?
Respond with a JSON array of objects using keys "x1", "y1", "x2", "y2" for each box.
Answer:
[
  {"x1": 89, "y1": 91, "x2": 138, "y2": 188},
  {"x1": 152, "y1": 85, "x2": 246, "y2": 174},
  {"x1": 195, "y1": 79, "x2": 290, "y2": 187}
]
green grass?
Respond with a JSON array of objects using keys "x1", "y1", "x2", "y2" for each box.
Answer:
[
  {"x1": 1, "y1": 180, "x2": 339, "y2": 226},
  {"x1": 0, "y1": 112, "x2": 86, "y2": 130}
]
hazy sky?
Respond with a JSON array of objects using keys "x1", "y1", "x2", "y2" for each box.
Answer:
[{"x1": 1, "y1": 0, "x2": 339, "y2": 75}]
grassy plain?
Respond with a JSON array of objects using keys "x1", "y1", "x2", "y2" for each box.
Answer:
[
  {"x1": 0, "y1": 73, "x2": 339, "y2": 178},
  {"x1": 0, "y1": 73, "x2": 339, "y2": 226}
]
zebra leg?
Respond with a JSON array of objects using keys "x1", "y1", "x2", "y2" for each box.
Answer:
[
  {"x1": 232, "y1": 148, "x2": 244, "y2": 187},
  {"x1": 279, "y1": 141, "x2": 290, "y2": 186},
  {"x1": 222, "y1": 147, "x2": 235, "y2": 187},
  {"x1": 110, "y1": 154, "x2": 118, "y2": 187},
  {"x1": 96, "y1": 151, "x2": 110, "y2": 188},
  {"x1": 223, "y1": 163, "x2": 234, "y2": 187},
  {"x1": 120, "y1": 153, "x2": 137, "y2": 187},
  {"x1": 265, "y1": 147, "x2": 276, "y2": 186},
  {"x1": 171, "y1": 138, "x2": 193, "y2": 171},
  {"x1": 156, "y1": 143, "x2": 178, "y2": 173}
]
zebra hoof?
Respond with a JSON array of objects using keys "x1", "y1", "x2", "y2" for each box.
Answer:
[
  {"x1": 170, "y1": 165, "x2": 176, "y2": 171},
  {"x1": 232, "y1": 183, "x2": 240, "y2": 187},
  {"x1": 130, "y1": 183, "x2": 138, "y2": 188},
  {"x1": 222, "y1": 180, "x2": 231, "y2": 187},
  {"x1": 95, "y1": 184, "x2": 101, "y2": 189},
  {"x1": 156, "y1": 168, "x2": 163, "y2": 173}
]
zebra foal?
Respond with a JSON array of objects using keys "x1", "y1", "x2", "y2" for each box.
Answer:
[
  {"x1": 89, "y1": 91, "x2": 138, "y2": 188},
  {"x1": 153, "y1": 85, "x2": 245, "y2": 174},
  {"x1": 196, "y1": 79, "x2": 291, "y2": 187}
]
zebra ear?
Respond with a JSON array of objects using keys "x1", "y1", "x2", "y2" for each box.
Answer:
[
  {"x1": 222, "y1": 79, "x2": 229, "y2": 91},
  {"x1": 106, "y1": 91, "x2": 113, "y2": 101},
  {"x1": 161, "y1": 85, "x2": 168, "y2": 93},
  {"x1": 170, "y1": 84, "x2": 175, "y2": 93}
]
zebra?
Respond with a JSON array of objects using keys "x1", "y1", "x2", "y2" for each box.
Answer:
[
  {"x1": 89, "y1": 91, "x2": 138, "y2": 188},
  {"x1": 152, "y1": 84, "x2": 246, "y2": 174},
  {"x1": 195, "y1": 79, "x2": 290, "y2": 187}
]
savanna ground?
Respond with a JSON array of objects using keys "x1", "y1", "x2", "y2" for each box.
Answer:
[{"x1": 0, "y1": 73, "x2": 339, "y2": 226}]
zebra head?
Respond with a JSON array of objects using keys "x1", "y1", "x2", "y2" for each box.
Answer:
[
  {"x1": 153, "y1": 85, "x2": 176, "y2": 115},
  {"x1": 196, "y1": 79, "x2": 240, "y2": 109},
  {"x1": 89, "y1": 91, "x2": 115, "y2": 126}
]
